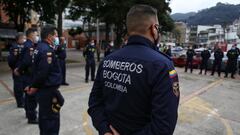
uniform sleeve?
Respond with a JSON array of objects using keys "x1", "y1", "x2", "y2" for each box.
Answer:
[
  {"x1": 88, "y1": 62, "x2": 112, "y2": 135},
  {"x1": 31, "y1": 51, "x2": 51, "y2": 88},
  {"x1": 17, "y1": 46, "x2": 32, "y2": 73},
  {"x1": 7, "y1": 46, "x2": 18, "y2": 70},
  {"x1": 132, "y1": 62, "x2": 179, "y2": 135}
]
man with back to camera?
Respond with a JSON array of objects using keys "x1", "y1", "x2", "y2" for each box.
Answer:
[{"x1": 88, "y1": 4, "x2": 180, "y2": 135}]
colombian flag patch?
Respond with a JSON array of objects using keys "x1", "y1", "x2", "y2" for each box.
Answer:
[{"x1": 169, "y1": 70, "x2": 177, "y2": 78}]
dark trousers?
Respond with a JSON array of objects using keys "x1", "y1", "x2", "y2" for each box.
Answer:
[
  {"x1": 37, "y1": 87, "x2": 64, "y2": 135},
  {"x1": 200, "y1": 60, "x2": 208, "y2": 74},
  {"x1": 225, "y1": 60, "x2": 237, "y2": 77},
  {"x1": 59, "y1": 59, "x2": 66, "y2": 84},
  {"x1": 211, "y1": 60, "x2": 222, "y2": 76},
  {"x1": 22, "y1": 75, "x2": 37, "y2": 120},
  {"x1": 185, "y1": 59, "x2": 193, "y2": 73},
  {"x1": 85, "y1": 59, "x2": 95, "y2": 81},
  {"x1": 12, "y1": 74, "x2": 24, "y2": 107}
]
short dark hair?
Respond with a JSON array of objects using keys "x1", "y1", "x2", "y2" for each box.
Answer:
[
  {"x1": 127, "y1": 4, "x2": 158, "y2": 34},
  {"x1": 26, "y1": 28, "x2": 37, "y2": 37},
  {"x1": 15, "y1": 32, "x2": 25, "y2": 41},
  {"x1": 41, "y1": 25, "x2": 57, "y2": 40}
]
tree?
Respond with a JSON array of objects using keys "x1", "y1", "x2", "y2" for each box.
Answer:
[
  {"x1": 34, "y1": 0, "x2": 70, "y2": 36},
  {"x1": 69, "y1": 0, "x2": 174, "y2": 46},
  {"x1": 0, "y1": 0, "x2": 35, "y2": 31}
]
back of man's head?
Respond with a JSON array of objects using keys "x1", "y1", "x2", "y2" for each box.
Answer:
[{"x1": 126, "y1": 4, "x2": 158, "y2": 35}]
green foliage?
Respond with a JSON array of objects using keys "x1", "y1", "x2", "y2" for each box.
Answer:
[{"x1": 69, "y1": 0, "x2": 174, "y2": 45}]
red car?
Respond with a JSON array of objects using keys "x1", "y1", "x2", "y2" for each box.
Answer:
[{"x1": 172, "y1": 52, "x2": 201, "y2": 68}]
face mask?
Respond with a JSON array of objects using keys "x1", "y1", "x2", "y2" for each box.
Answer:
[
  {"x1": 91, "y1": 43, "x2": 95, "y2": 46},
  {"x1": 110, "y1": 42, "x2": 114, "y2": 47},
  {"x1": 34, "y1": 36, "x2": 39, "y2": 43},
  {"x1": 23, "y1": 39, "x2": 26, "y2": 43},
  {"x1": 53, "y1": 37, "x2": 60, "y2": 46}
]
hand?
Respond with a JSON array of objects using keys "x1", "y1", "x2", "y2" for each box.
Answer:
[
  {"x1": 27, "y1": 87, "x2": 38, "y2": 95},
  {"x1": 24, "y1": 86, "x2": 30, "y2": 92},
  {"x1": 104, "y1": 133, "x2": 113, "y2": 135},
  {"x1": 110, "y1": 125, "x2": 120, "y2": 135},
  {"x1": 14, "y1": 68, "x2": 20, "y2": 76}
]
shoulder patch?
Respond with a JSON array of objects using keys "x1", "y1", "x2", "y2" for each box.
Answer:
[{"x1": 169, "y1": 70, "x2": 177, "y2": 78}]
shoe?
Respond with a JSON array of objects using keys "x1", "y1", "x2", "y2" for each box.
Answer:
[
  {"x1": 224, "y1": 76, "x2": 227, "y2": 78},
  {"x1": 199, "y1": 72, "x2": 202, "y2": 75},
  {"x1": 28, "y1": 119, "x2": 38, "y2": 124},
  {"x1": 91, "y1": 79, "x2": 95, "y2": 81},
  {"x1": 85, "y1": 80, "x2": 88, "y2": 83},
  {"x1": 62, "y1": 82, "x2": 69, "y2": 86},
  {"x1": 231, "y1": 76, "x2": 235, "y2": 79}
]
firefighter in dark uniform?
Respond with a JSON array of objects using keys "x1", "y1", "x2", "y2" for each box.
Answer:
[
  {"x1": 56, "y1": 37, "x2": 69, "y2": 85},
  {"x1": 225, "y1": 44, "x2": 240, "y2": 78},
  {"x1": 88, "y1": 5, "x2": 179, "y2": 135},
  {"x1": 26, "y1": 26, "x2": 64, "y2": 135},
  {"x1": 211, "y1": 46, "x2": 224, "y2": 77},
  {"x1": 185, "y1": 46, "x2": 196, "y2": 73},
  {"x1": 14, "y1": 28, "x2": 38, "y2": 124},
  {"x1": 7, "y1": 32, "x2": 26, "y2": 108},
  {"x1": 83, "y1": 39, "x2": 96, "y2": 83},
  {"x1": 104, "y1": 41, "x2": 114, "y2": 57},
  {"x1": 199, "y1": 47, "x2": 211, "y2": 75}
]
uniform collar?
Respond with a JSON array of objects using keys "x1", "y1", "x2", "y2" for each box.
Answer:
[
  {"x1": 42, "y1": 40, "x2": 55, "y2": 49},
  {"x1": 126, "y1": 35, "x2": 156, "y2": 50}
]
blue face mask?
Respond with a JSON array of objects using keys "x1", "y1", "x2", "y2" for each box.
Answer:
[{"x1": 53, "y1": 37, "x2": 60, "y2": 46}]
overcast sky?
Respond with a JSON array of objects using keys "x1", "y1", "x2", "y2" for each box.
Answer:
[{"x1": 169, "y1": 0, "x2": 240, "y2": 14}]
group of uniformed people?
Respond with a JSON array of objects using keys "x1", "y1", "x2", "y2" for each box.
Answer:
[
  {"x1": 185, "y1": 44, "x2": 240, "y2": 79},
  {"x1": 8, "y1": 26, "x2": 68, "y2": 135}
]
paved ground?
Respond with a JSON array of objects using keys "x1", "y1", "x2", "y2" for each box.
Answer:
[{"x1": 0, "y1": 49, "x2": 240, "y2": 135}]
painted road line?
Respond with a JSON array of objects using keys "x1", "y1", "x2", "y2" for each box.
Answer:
[
  {"x1": 180, "y1": 79, "x2": 223, "y2": 104},
  {"x1": 0, "y1": 80, "x2": 14, "y2": 97},
  {"x1": 82, "y1": 111, "x2": 94, "y2": 135}
]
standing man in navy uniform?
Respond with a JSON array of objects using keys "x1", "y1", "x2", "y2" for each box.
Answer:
[
  {"x1": 14, "y1": 28, "x2": 39, "y2": 124},
  {"x1": 185, "y1": 46, "x2": 196, "y2": 73},
  {"x1": 199, "y1": 46, "x2": 211, "y2": 75},
  {"x1": 83, "y1": 39, "x2": 96, "y2": 83},
  {"x1": 224, "y1": 44, "x2": 239, "y2": 78},
  {"x1": 7, "y1": 32, "x2": 26, "y2": 108},
  {"x1": 27, "y1": 26, "x2": 64, "y2": 135},
  {"x1": 211, "y1": 45, "x2": 224, "y2": 77},
  {"x1": 56, "y1": 37, "x2": 69, "y2": 85},
  {"x1": 88, "y1": 5, "x2": 179, "y2": 135}
]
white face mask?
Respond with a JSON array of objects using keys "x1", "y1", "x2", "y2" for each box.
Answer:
[
  {"x1": 34, "y1": 36, "x2": 40, "y2": 43},
  {"x1": 91, "y1": 42, "x2": 95, "y2": 46},
  {"x1": 110, "y1": 42, "x2": 114, "y2": 46},
  {"x1": 23, "y1": 39, "x2": 26, "y2": 43}
]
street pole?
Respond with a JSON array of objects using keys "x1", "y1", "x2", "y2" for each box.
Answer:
[{"x1": 96, "y1": 18, "x2": 100, "y2": 61}]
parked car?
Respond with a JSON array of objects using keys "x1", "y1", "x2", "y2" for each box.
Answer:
[{"x1": 172, "y1": 51, "x2": 201, "y2": 68}]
